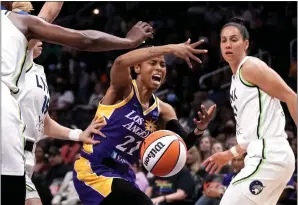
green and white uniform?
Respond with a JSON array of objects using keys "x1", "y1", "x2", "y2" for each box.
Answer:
[{"x1": 220, "y1": 56, "x2": 295, "y2": 205}]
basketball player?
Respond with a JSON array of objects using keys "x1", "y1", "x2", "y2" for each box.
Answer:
[
  {"x1": 1, "y1": 2, "x2": 152, "y2": 204},
  {"x1": 202, "y1": 17, "x2": 297, "y2": 205},
  {"x1": 73, "y1": 39, "x2": 216, "y2": 205},
  {"x1": 11, "y1": 3, "x2": 107, "y2": 205}
]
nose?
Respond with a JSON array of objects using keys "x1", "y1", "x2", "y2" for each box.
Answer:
[{"x1": 225, "y1": 40, "x2": 232, "y2": 49}]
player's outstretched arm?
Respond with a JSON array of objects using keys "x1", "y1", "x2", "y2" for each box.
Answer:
[
  {"x1": 37, "y1": 1, "x2": 64, "y2": 23},
  {"x1": 43, "y1": 114, "x2": 106, "y2": 144},
  {"x1": 241, "y1": 58, "x2": 297, "y2": 125},
  {"x1": 158, "y1": 100, "x2": 216, "y2": 150},
  {"x1": 111, "y1": 38, "x2": 207, "y2": 89},
  {"x1": 19, "y1": 14, "x2": 152, "y2": 52}
]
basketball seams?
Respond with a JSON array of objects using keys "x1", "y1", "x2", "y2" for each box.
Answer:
[
  {"x1": 141, "y1": 134, "x2": 174, "y2": 161},
  {"x1": 162, "y1": 141, "x2": 183, "y2": 177},
  {"x1": 150, "y1": 140, "x2": 178, "y2": 174}
]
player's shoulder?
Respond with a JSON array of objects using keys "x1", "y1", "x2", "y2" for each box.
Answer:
[
  {"x1": 158, "y1": 99, "x2": 175, "y2": 115},
  {"x1": 243, "y1": 56, "x2": 267, "y2": 70}
]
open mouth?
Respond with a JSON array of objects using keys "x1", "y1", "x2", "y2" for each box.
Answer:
[{"x1": 152, "y1": 74, "x2": 162, "y2": 83}]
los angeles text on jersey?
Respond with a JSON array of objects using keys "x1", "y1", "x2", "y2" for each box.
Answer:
[{"x1": 122, "y1": 110, "x2": 152, "y2": 139}]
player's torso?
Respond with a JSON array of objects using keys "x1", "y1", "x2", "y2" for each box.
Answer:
[
  {"x1": 230, "y1": 56, "x2": 286, "y2": 146},
  {"x1": 81, "y1": 80, "x2": 160, "y2": 166},
  {"x1": 17, "y1": 52, "x2": 50, "y2": 142},
  {"x1": 1, "y1": 10, "x2": 28, "y2": 95}
]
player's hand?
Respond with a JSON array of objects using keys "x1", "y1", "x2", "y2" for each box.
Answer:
[
  {"x1": 78, "y1": 116, "x2": 107, "y2": 144},
  {"x1": 193, "y1": 104, "x2": 216, "y2": 132},
  {"x1": 151, "y1": 196, "x2": 165, "y2": 205},
  {"x1": 169, "y1": 39, "x2": 208, "y2": 68},
  {"x1": 126, "y1": 21, "x2": 154, "y2": 48},
  {"x1": 202, "y1": 151, "x2": 233, "y2": 174}
]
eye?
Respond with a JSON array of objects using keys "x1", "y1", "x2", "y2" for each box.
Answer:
[
  {"x1": 231, "y1": 38, "x2": 238, "y2": 42},
  {"x1": 160, "y1": 62, "x2": 166, "y2": 68},
  {"x1": 221, "y1": 38, "x2": 226, "y2": 43},
  {"x1": 149, "y1": 61, "x2": 156, "y2": 65}
]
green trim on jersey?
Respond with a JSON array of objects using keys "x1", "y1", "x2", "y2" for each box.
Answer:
[
  {"x1": 257, "y1": 88, "x2": 263, "y2": 139},
  {"x1": 239, "y1": 66, "x2": 256, "y2": 87},
  {"x1": 232, "y1": 139, "x2": 266, "y2": 185},
  {"x1": 11, "y1": 46, "x2": 28, "y2": 94},
  {"x1": 26, "y1": 184, "x2": 36, "y2": 192},
  {"x1": 26, "y1": 62, "x2": 34, "y2": 73}
]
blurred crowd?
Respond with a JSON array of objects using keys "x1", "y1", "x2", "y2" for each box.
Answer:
[{"x1": 30, "y1": 2, "x2": 297, "y2": 205}]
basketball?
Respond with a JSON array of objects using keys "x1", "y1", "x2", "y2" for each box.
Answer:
[{"x1": 140, "y1": 130, "x2": 187, "y2": 177}]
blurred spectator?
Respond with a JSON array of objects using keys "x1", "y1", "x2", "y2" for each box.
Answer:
[
  {"x1": 185, "y1": 146, "x2": 204, "y2": 200},
  {"x1": 131, "y1": 160, "x2": 149, "y2": 193},
  {"x1": 88, "y1": 81, "x2": 105, "y2": 108},
  {"x1": 146, "y1": 167, "x2": 195, "y2": 205},
  {"x1": 60, "y1": 141, "x2": 81, "y2": 165},
  {"x1": 45, "y1": 147, "x2": 72, "y2": 195}
]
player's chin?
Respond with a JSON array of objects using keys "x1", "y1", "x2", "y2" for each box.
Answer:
[{"x1": 150, "y1": 80, "x2": 161, "y2": 90}]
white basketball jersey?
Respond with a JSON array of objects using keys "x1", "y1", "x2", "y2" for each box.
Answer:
[
  {"x1": 1, "y1": 10, "x2": 27, "y2": 94},
  {"x1": 17, "y1": 50, "x2": 50, "y2": 143},
  {"x1": 230, "y1": 56, "x2": 287, "y2": 148}
]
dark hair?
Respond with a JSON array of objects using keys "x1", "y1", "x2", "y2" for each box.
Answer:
[
  {"x1": 221, "y1": 17, "x2": 250, "y2": 40},
  {"x1": 130, "y1": 44, "x2": 154, "y2": 79}
]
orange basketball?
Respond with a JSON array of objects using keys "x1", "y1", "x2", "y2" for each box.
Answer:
[{"x1": 140, "y1": 130, "x2": 187, "y2": 177}]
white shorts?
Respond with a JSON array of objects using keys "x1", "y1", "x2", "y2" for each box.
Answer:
[
  {"x1": 25, "y1": 150, "x2": 40, "y2": 200},
  {"x1": 220, "y1": 138, "x2": 295, "y2": 205},
  {"x1": 1, "y1": 82, "x2": 25, "y2": 176}
]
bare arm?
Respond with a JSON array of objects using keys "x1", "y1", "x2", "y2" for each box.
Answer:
[
  {"x1": 242, "y1": 58, "x2": 297, "y2": 125},
  {"x1": 44, "y1": 113, "x2": 106, "y2": 143},
  {"x1": 111, "y1": 45, "x2": 172, "y2": 90},
  {"x1": 37, "y1": 1, "x2": 64, "y2": 23},
  {"x1": 44, "y1": 113, "x2": 71, "y2": 140},
  {"x1": 111, "y1": 39, "x2": 207, "y2": 90},
  {"x1": 20, "y1": 14, "x2": 151, "y2": 52}
]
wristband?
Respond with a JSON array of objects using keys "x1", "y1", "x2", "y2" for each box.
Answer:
[
  {"x1": 230, "y1": 146, "x2": 240, "y2": 157},
  {"x1": 68, "y1": 129, "x2": 82, "y2": 141},
  {"x1": 196, "y1": 126, "x2": 206, "y2": 132}
]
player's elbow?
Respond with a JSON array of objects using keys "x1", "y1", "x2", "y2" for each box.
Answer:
[{"x1": 113, "y1": 55, "x2": 126, "y2": 69}]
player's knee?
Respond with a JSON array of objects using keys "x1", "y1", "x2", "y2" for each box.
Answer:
[{"x1": 25, "y1": 198, "x2": 43, "y2": 205}]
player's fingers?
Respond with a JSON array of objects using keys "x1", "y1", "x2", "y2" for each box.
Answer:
[
  {"x1": 140, "y1": 22, "x2": 150, "y2": 28},
  {"x1": 94, "y1": 121, "x2": 107, "y2": 129},
  {"x1": 185, "y1": 38, "x2": 191, "y2": 45},
  {"x1": 201, "y1": 105, "x2": 209, "y2": 120},
  {"x1": 87, "y1": 138, "x2": 100, "y2": 145},
  {"x1": 197, "y1": 111, "x2": 204, "y2": 120},
  {"x1": 135, "y1": 21, "x2": 143, "y2": 26},
  {"x1": 193, "y1": 118, "x2": 201, "y2": 127},
  {"x1": 208, "y1": 104, "x2": 217, "y2": 116},
  {"x1": 215, "y1": 165, "x2": 222, "y2": 174},
  {"x1": 184, "y1": 57, "x2": 193, "y2": 69},
  {"x1": 190, "y1": 47, "x2": 208, "y2": 54},
  {"x1": 97, "y1": 130, "x2": 107, "y2": 138},
  {"x1": 91, "y1": 115, "x2": 98, "y2": 123},
  {"x1": 92, "y1": 118, "x2": 104, "y2": 125},
  {"x1": 191, "y1": 39, "x2": 204, "y2": 48},
  {"x1": 188, "y1": 51, "x2": 202, "y2": 64},
  {"x1": 145, "y1": 31, "x2": 154, "y2": 39}
]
